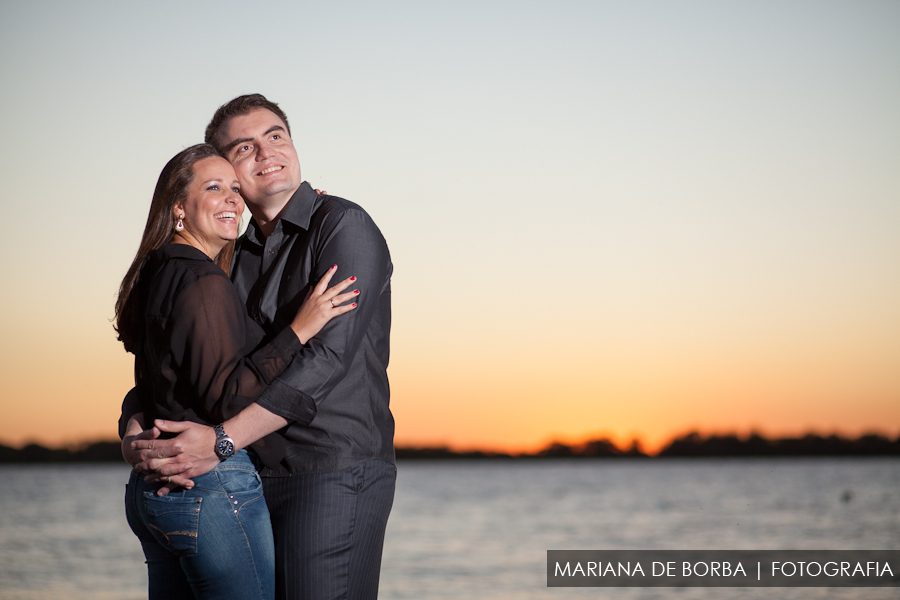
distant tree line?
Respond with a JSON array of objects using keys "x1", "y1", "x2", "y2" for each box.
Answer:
[
  {"x1": 0, "y1": 441, "x2": 124, "y2": 463},
  {"x1": 2, "y1": 432, "x2": 898, "y2": 463},
  {"x1": 397, "y1": 432, "x2": 900, "y2": 460},
  {"x1": 655, "y1": 432, "x2": 900, "y2": 458}
]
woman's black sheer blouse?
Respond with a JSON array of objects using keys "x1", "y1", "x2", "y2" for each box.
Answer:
[{"x1": 130, "y1": 244, "x2": 302, "y2": 468}]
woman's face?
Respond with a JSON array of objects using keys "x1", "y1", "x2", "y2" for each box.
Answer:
[{"x1": 174, "y1": 156, "x2": 244, "y2": 257}]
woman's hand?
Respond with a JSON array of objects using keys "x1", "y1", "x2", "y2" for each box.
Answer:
[{"x1": 291, "y1": 264, "x2": 359, "y2": 344}]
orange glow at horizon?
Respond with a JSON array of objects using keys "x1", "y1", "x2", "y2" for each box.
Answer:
[{"x1": 0, "y1": 288, "x2": 897, "y2": 455}]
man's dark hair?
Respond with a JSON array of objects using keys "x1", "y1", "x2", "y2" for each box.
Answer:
[{"x1": 205, "y1": 94, "x2": 291, "y2": 153}]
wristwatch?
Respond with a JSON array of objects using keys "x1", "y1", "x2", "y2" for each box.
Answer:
[{"x1": 214, "y1": 424, "x2": 236, "y2": 461}]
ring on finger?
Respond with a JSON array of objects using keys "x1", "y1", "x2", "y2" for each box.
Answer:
[{"x1": 330, "y1": 299, "x2": 336, "y2": 307}]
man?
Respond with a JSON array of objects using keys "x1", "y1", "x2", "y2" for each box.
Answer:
[{"x1": 125, "y1": 94, "x2": 395, "y2": 600}]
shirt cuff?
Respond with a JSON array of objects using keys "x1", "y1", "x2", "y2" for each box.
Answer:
[
  {"x1": 256, "y1": 379, "x2": 317, "y2": 426},
  {"x1": 268, "y1": 327, "x2": 305, "y2": 360}
]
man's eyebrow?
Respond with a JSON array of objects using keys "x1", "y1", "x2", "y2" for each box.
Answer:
[
  {"x1": 221, "y1": 125, "x2": 286, "y2": 154},
  {"x1": 222, "y1": 136, "x2": 253, "y2": 154}
]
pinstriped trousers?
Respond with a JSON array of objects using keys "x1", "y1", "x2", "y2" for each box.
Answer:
[{"x1": 262, "y1": 459, "x2": 397, "y2": 600}]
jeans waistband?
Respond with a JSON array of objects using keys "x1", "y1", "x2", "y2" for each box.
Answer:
[{"x1": 212, "y1": 448, "x2": 256, "y2": 471}]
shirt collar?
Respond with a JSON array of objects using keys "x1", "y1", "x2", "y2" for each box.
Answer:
[
  {"x1": 243, "y1": 182, "x2": 317, "y2": 246},
  {"x1": 157, "y1": 243, "x2": 213, "y2": 261},
  {"x1": 142, "y1": 243, "x2": 213, "y2": 281}
]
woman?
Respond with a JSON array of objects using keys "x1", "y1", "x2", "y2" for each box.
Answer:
[{"x1": 115, "y1": 144, "x2": 356, "y2": 600}]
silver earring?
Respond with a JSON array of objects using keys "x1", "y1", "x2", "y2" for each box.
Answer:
[{"x1": 175, "y1": 215, "x2": 185, "y2": 232}]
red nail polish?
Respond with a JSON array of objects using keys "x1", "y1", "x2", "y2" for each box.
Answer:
[
  {"x1": 350, "y1": 276, "x2": 356, "y2": 281},
  {"x1": 354, "y1": 289, "x2": 360, "y2": 295},
  {"x1": 331, "y1": 265, "x2": 337, "y2": 270},
  {"x1": 352, "y1": 303, "x2": 357, "y2": 307}
]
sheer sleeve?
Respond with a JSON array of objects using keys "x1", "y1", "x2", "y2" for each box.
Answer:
[{"x1": 169, "y1": 271, "x2": 303, "y2": 426}]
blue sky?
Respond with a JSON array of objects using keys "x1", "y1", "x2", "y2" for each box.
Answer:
[{"x1": 1, "y1": 0, "x2": 898, "y2": 449}]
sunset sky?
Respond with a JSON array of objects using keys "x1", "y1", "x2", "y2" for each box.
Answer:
[{"x1": 1, "y1": 1, "x2": 898, "y2": 453}]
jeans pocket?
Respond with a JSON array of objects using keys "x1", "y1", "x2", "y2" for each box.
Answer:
[
  {"x1": 142, "y1": 492, "x2": 202, "y2": 556},
  {"x1": 216, "y1": 466, "x2": 263, "y2": 495},
  {"x1": 216, "y1": 467, "x2": 267, "y2": 515}
]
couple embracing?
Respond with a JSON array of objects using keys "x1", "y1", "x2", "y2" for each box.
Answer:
[{"x1": 115, "y1": 94, "x2": 395, "y2": 600}]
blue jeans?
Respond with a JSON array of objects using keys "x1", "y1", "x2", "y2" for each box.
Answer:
[{"x1": 125, "y1": 449, "x2": 275, "y2": 600}]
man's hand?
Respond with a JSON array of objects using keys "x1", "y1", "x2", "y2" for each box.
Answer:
[
  {"x1": 132, "y1": 420, "x2": 219, "y2": 496},
  {"x1": 121, "y1": 413, "x2": 183, "y2": 468},
  {"x1": 123, "y1": 423, "x2": 166, "y2": 467}
]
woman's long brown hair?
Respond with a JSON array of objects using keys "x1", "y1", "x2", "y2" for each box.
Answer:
[{"x1": 114, "y1": 143, "x2": 235, "y2": 352}]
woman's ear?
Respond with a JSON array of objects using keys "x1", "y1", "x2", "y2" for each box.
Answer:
[{"x1": 173, "y1": 202, "x2": 185, "y2": 219}]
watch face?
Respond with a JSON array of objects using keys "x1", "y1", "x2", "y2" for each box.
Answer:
[{"x1": 217, "y1": 439, "x2": 235, "y2": 458}]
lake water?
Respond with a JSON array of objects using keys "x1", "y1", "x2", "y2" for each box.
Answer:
[{"x1": 0, "y1": 458, "x2": 897, "y2": 599}]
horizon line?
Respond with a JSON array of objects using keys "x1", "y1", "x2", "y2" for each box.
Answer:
[{"x1": 3, "y1": 428, "x2": 899, "y2": 456}]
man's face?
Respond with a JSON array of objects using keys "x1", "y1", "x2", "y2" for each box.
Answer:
[{"x1": 217, "y1": 108, "x2": 302, "y2": 211}]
